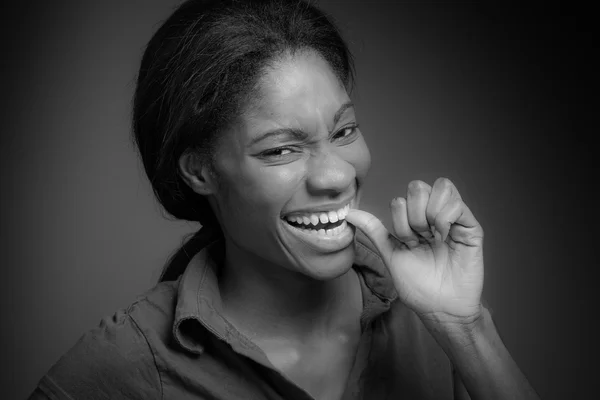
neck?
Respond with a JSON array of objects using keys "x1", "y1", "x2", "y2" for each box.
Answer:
[{"x1": 218, "y1": 239, "x2": 361, "y2": 341}]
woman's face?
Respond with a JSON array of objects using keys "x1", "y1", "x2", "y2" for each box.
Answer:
[{"x1": 210, "y1": 50, "x2": 371, "y2": 280}]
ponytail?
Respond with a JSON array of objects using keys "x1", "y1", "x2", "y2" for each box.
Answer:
[{"x1": 159, "y1": 225, "x2": 223, "y2": 282}]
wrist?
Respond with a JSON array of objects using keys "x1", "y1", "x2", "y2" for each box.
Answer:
[
  {"x1": 419, "y1": 304, "x2": 484, "y2": 335},
  {"x1": 419, "y1": 304, "x2": 490, "y2": 356},
  {"x1": 420, "y1": 305, "x2": 541, "y2": 400}
]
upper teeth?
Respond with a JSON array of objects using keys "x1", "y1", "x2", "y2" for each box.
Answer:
[{"x1": 285, "y1": 204, "x2": 350, "y2": 226}]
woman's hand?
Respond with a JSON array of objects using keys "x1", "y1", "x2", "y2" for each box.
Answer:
[{"x1": 346, "y1": 178, "x2": 484, "y2": 326}]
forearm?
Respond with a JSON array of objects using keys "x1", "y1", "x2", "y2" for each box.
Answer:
[{"x1": 424, "y1": 306, "x2": 540, "y2": 400}]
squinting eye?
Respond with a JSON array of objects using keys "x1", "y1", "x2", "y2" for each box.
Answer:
[
  {"x1": 261, "y1": 147, "x2": 293, "y2": 158},
  {"x1": 275, "y1": 148, "x2": 292, "y2": 156},
  {"x1": 333, "y1": 124, "x2": 359, "y2": 141}
]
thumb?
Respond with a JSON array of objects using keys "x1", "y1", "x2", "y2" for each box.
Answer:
[{"x1": 346, "y1": 209, "x2": 394, "y2": 261}]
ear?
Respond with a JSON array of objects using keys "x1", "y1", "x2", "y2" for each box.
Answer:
[{"x1": 178, "y1": 150, "x2": 217, "y2": 196}]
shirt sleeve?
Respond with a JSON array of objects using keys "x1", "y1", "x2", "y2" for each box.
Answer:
[{"x1": 28, "y1": 309, "x2": 162, "y2": 400}]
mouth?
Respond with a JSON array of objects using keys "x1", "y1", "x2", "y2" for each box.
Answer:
[
  {"x1": 283, "y1": 203, "x2": 350, "y2": 235},
  {"x1": 280, "y1": 202, "x2": 355, "y2": 252}
]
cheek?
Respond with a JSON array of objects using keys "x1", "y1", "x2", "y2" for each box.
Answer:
[
  {"x1": 223, "y1": 162, "x2": 306, "y2": 217},
  {"x1": 347, "y1": 136, "x2": 371, "y2": 181},
  {"x1": 259, "y1": 166, "x2": 305, "y2": 200}
]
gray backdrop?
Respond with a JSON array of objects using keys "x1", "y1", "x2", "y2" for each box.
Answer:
[{"x1": 1, "y1": 1, "x2": 594, "y2": 398}]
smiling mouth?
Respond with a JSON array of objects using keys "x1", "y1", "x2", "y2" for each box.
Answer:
[
  {"x1": 287, "y1": 218, "x2": 345, "y2": 231},
  {"x1": 282, "y1": 204, "x2": 350, "y2": 236}
]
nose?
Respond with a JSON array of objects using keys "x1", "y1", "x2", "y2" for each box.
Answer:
[{"x1": 306, "y1": 147, "x2": 356, "y2": 197}]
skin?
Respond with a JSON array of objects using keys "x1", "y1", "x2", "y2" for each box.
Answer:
[
  {"x1": 347, "y1": 181, "x2": 541, "y2": 400},
  {"x1": 180, "y1": 50, "x2": 367, "y2": 398},
  {"x1": 180, "y1": 50, "x2": 540, "y2": 400}
]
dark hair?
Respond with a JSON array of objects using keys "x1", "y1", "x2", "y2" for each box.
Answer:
[{"x1": 132, "y1": 0, "x2": 355, "y2": 281}]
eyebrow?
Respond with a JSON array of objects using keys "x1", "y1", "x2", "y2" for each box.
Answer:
[
  {"x1": 333, "y1": 101, "x2": 354, "y2": 126},
  {"x1": 249, "y1": 101, "x2": 354, "y2": 146},
  {"x1": 248, "y1": 127, "x2": 309, "y2": 147}
]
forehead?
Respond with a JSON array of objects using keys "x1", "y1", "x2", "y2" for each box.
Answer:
[{"x1": 245, "y1": 51, "x2": 350, "y2": 128}]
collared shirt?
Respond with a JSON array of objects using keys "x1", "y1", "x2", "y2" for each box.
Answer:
[{"x1": 29, "y1": 231, "x2": 454, "y2": 400}]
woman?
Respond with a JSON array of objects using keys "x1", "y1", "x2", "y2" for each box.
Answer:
[{"x1": 30, "y1": 0, "x2": 540, "y2": 399}]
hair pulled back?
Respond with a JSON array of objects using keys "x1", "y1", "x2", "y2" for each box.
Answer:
[{"x1": 132, "y1": 0, "x2": 355, "y2": 280}]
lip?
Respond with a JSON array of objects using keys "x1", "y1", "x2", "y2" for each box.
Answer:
[
  {"x1": 281, "y1": 219, "x2": 356, "y2": 253},
  {"x1": 282, "y1": 196, "x2": 355, "y2": 218}
]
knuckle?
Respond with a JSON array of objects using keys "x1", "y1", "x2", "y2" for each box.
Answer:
[
  {"x1": 451, "y1": 198, "x2": 465, "y2": 209},
  {"x1": 364, "y1": 216, "x2": 379, "y2": 231},
  {"x1": 435, "y1": 177, "x2": 456, "y2": 193}
]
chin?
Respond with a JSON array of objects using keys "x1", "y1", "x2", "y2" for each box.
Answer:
[
  {"x1": 277, "y1": 214, "x2": 358, "y2": 277},
  {"x1": 297, "y1": 246, "x2": 356, "y2": 281}
]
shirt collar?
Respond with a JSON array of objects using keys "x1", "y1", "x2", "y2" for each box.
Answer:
[{"x1": 172, "y1": 229, "x2": 398, "y2": 356}]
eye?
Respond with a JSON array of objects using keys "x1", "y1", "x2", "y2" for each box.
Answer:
[
  {"x1": 333, "y1": 124, "x2": 359, "y2": 141},
  {"x1": 260, "y1": 147, "x2": 294, "y2": 158}
]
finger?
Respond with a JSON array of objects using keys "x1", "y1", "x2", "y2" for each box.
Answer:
[
  {"x1": 433, "y1": 198, "x2": 463, "y2": 242},
  {"x1": 433, "y1": 198, "x2": 482, "y2": 245},
  {"x1": 345, "y1": 209, "x2": 394, "y2": 260},
  {"x1": 426, "y1": 177, "x2": 460, "y2": 228},
  {"x1": 406, "y1": 180, "x2": 433, "y2": 239},
  {"x1": 390, "y1": 197, "x2": 420, "y2": 247}
]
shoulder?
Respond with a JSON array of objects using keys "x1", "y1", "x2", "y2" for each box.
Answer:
[{"x1": 32, "y1": 281, "x2": 179, "y2": 400}]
